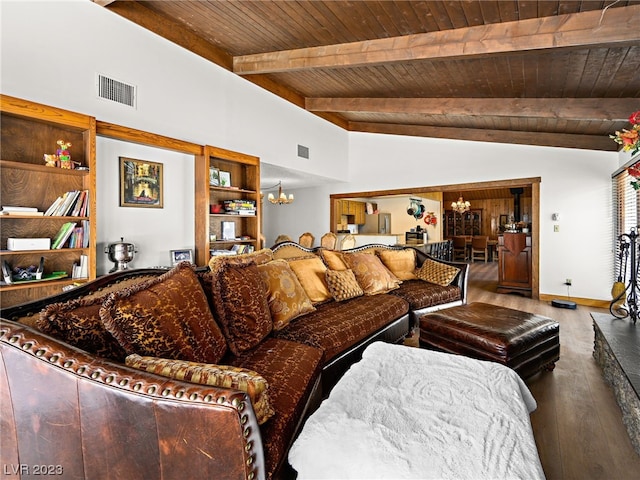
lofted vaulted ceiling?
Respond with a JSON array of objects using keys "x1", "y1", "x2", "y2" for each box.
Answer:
[{"x1": 97, "y1": 0, "x2": 640, "y2": 152}]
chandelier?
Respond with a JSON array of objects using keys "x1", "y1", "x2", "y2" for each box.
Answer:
[
  {"x1": 451, "y1": 196, "x2": 470, "y2": 214},
  {"x1": 266, "y1": 181, "x2": 294, "y2": 205}
]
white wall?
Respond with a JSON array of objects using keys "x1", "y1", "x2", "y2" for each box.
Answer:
[{"x1": 1, "y1": 0, "x2": 622, "y2": 301}]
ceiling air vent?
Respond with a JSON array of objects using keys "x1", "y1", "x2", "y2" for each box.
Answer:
[{"x1": 96, "y1": 74, "x2": 136, "y2": 108}]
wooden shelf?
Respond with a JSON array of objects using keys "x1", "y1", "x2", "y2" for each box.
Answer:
[
  {"x1": 209, "y1": 186, "x2": 257, "y2": 195},
  {"x1": 1, "y1": 94, "x2": 97, "y2": 308}
]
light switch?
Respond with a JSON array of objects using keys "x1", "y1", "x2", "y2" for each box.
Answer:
[{"x1": 554, "y1": 225, "x2": 560, "y2": 232}]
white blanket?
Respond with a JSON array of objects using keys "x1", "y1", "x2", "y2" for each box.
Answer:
[{"x1": 288, "y1": 342, "x2": 545, "y2": 479}]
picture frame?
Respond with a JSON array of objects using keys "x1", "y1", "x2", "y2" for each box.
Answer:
[
  {"x1": 209, "y1": 167, "x2": 220, "y2": 186},
  {"x1": 119, "y1": 157, "x2": 163, "y2": 208},
  {"x1": 219, "y1": 170, "x2": 231, "y2": 187},
  {"x1": 221, "y1": 221, "x2": 236, "y2": 240},
  {"x1": 170, "y1": 249, "x2": 193, "y2": 266},
  {"x1": 499, "y1": 214, "x2": 509, "y2": 230}
]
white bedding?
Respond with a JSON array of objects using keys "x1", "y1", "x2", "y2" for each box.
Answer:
[{"x1": 288, "y1": 342, "x2": 545, "y2": 479}]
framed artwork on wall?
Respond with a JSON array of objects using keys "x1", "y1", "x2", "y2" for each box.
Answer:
[
  {"x1": 119, "y1": 157, "x2": 163, "y2": 208},
  {"x1": 170, "y1": 249, "x2": 193, "y2": 265}
]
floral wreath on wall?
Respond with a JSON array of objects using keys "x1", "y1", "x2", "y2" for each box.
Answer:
[{"x1": 611, "y1": 110, "x2": 640, "y2": 190}]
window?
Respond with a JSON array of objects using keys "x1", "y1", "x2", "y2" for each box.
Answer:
[{"x1": 612, "y1": 156, "x2": 640, "y2": 283}]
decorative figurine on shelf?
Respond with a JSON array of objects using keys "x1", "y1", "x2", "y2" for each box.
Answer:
[
  {"x1": 56, "y1": 140, "x2": 73, "y2": 169},
  {"x1": 43, "y1": 154, "x2": 58, "y2": 167}
]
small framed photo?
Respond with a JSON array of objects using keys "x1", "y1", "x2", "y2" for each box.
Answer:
[
  {"x1": 209, "y1": 167, "x2": 220, "y2": 186},
  {"x1": 221, "y1": 221, "x2": 236, "y2": 240},
  {"x1": 219, "y1": 170, "x2": 231, "y2": 187},
  {"x1": 170, "y1": 249, "x2": 193, "y2": 265}
]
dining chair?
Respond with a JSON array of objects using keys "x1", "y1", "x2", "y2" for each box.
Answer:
[
  {"x1": 452, "y1": 236, "x2": 468, "y2": 261},
  {"x1": 320, "y1": 232, "x2": 338, "y2": 250},
  {"x1": 299, "y1": 232, "x2": 315, "y2": 248},
  {"x1": 274, "y1": 234, "x2": 292, "y2": 244},
  {"x1": 339, "y1": 234, "x2": 356, "y2": 250},
  {"x1": 471, "y1": 236, "x2": 489, "y2": 263}
]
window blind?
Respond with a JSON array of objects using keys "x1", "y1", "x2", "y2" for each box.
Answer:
[{"x1": 612, "y1": 160, "x2": 640, "y2": 283}]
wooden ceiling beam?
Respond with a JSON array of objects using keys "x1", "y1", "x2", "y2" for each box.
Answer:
[
  {"x1": 350, "y1": 122, "x2": 616, "y2": 151},
  {"x1": 233, "y1": 5, "x2": 640, "y2": 74},
  {"x1": 306, "y1": 97, "x2": 639, "y2": 121}
]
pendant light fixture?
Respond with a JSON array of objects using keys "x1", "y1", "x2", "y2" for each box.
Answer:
[
  {"x1": 266, "y1": 181, "x2": 294, "y2": 205},
  {"x1": 451, "y1": 195, "x2": 470, "y2": 214}
]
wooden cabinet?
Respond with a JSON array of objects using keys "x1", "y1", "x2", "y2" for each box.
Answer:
[
  {"x1": 337, "y1": 200, "x2": 366, "y2": 225},
  {"x1": 497, "y1": 233, "x2": 532, "y2": 297},
  {"x1": 0, "y1": 95, "x2": 97, "y2": 308},
  {"x1": 194, "y1": 146, "x2": 261, "y2": 266},
  {"x1": 444, "y1": 209, "x2": 482, "y2": 238}
]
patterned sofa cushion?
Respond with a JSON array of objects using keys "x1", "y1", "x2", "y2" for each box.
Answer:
[
  {"x1": 389, "y1": 279, "x2": 462, "y2": 311},
  {"x1": 272, "y1": 294, "x2": 409, "y2": 363},
  {"x1": 287, "y1": 256, "x2": 332, "y2": 305},
  {"x1": 342, "y1": 252, "x2": 401, "y2": 295},
  {"x1": 376, "y1": 248, "x2": 418, "y2": 280},
  {"x1": 100, "y1": 262, "x2": 227, "y2": 363},
  {"x1": 126, "y1": 354, "x2": 275, "y2": 425},
  {"x1": 324, "y1": 269, "x2": 364, "y2": 302},
  {"x1": 415, "y1": 258, "x2": 460, "y2": 286},
  {"x1": 225, "y1": 337, "x2": 324, "y2": 480}
]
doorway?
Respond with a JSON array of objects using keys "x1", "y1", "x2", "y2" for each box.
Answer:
[{"x1": 330, "y1": 177, "x2": 541, "y2": 299}]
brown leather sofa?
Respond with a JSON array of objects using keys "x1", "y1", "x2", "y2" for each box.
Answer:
[{"x1": 1, "y1": 244, "x2": 468, "y2": 480}]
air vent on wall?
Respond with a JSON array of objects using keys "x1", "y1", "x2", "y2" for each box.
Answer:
[
  {"x1": 297, "y1": 144, "x2": 309, "y2": 159},
  {"x1": 96, "y1": 74, "x2": 136, "y2": 108}
]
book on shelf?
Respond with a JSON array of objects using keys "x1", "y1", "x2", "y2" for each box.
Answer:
[
  {"x1": 45, "y1": 190, "x2": 89, "y2": 217},
  {"x1": 72, "y1": 254, "x2": 88, "y2": 279},
  {"x1": 2, "y1": 205, "x2": 38, "y2": 212},
  {"x1": 51, "y1": 222, "x2": 77, "y2": 249},
  {"x1": 0, "y1": 210, "x2": 44, "y2": 216}
]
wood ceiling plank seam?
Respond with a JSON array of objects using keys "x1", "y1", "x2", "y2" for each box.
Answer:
[
  {"x1": 489, "y1": 57, "x2": 516, "y2": 97},
  {"x1": 425, "y1": 1, "x2": 456, "y2": 31},
  {"x1": 497, "y1": 0, "x2": 520, "y2": 22},
  {"x1": 517, "y1": 0, "x2": 540, "y2": 20},
  {"x1": 440, "y1": 0, "x2": 472, "y2": 29},
  {"x1": 241, "y1": 2, "x2": 307, "y2": 52},
  {"x1": 577, "y1": 49, "x2": 610, "y2": 98},
  {"x1": 561, "y1": 50, "x2": 590, "y2": 97},
  {"x1": 458, "y1": 0, "x2": 487, "y2": 27},
  {"x1": 199, "y1": 1, "x2": 268, "y2": 54},
  {"x1": 557, "y1": 1, "x2": 583, "y2": 15},
  {"x1": 268, "y1": 0, "x2": 336, "y2": 48},
  {"x1": 364, "y1": 0, "x2": 403, "y2": 37},
  {"x1": 538, "y1": 1, "x2": 561, "y2": 17},
  {"x1": 406, "y1": 0, "x2": 441, "y2": 34},
  {"x1": 477, "y1": 0, "x2": 504, "y2": 25},
  {"x1": 378, "y1": 0, "x2": 422, "y2": 37},
  {"x1": 605, "y1": 46, "x2": 640, "y2": 97},
  {"x1": 310, "y1": 1, "x2": 364, "y2": 44},
  {"x1": 590, "y1": 48, "x2": 631, "y2": 98},
  {"x1": 298, "y1": 1, "x2": 349, "y2": 44}
]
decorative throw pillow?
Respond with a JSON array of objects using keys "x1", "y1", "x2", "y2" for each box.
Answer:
[
  {"x1": 376, "y1": 249, "x2": 417, "y2": 281},
  {"x1": 37, "y1": 295, "x2": 127, "y2": 361},
  {"x1": 208, "y1": 248, "x2": 273, "y2": 270},
  {"x1": 209, "y1": 260, "x2": 273, "y2": 356},
  {"x1": 100, "y1": 262, "x2": 228, "y2": 363},
  {"x1": 415, "y1": 258, "x2": 460, "y2": 286},
  {"x1": 287, "y1": 256, "x2": 332, "y2": 304},
  {"x1": 126, "y1": 354, "x2": 275, "y2": 425},
  {"x1": 342, "y1": 252, "x2": 401, "y2": 295},
  {"x1": 325, "y1": 269, "x2": 364, "y2": 302},
  {"x1": 257, "y1": 260, "x2": 316, "y2": 330},
  {"x1": 319, "y1": 249, "x2": 348, "y2": 271}
]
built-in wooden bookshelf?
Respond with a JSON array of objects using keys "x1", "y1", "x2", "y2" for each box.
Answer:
[
  {"x1": 194, "y1": 146, "x2": 261, "y2": 266},
  {"x1": 0, "y1": 95, "x2": 97, "y2": 308}
]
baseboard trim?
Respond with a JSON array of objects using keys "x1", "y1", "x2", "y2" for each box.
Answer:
[{"x1": 539, "y1": 293, "x2": 609, "y2": 309}]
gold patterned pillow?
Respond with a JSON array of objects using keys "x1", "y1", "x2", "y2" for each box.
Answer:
[
  {"x1": 209, "y1": 260, "x2": 273, "y2": 356},
  {"x1": 415, "y1": 258, "x2": 460, "y2": 286},
  {"x1": 287, "y1": 256, "x2": 332, "y2": 304},
  {"x1": 257, "y1": 260, "x2": 316, "y2": 330},
  {"x1": 318, "y1": 249, "x2": 348, "y2": 271},
  {"x1": 376, "y1": 248, "x2": 417, "y2": 280},
  {"x1": 126, "y1": 354, "x2": 275, "y2": 425},
  {"x1": 342, "y1": 252, "x2": 401, "y2": 295},
  {"x1": 37, "y1": 295, "x2": 127, "y2": 361},
  {"x1": 100, "y1": 263, "x2": 228, "y2": 363},
  {"x1": 325, "y1": 269, "x2": 364, "y2": 301}
]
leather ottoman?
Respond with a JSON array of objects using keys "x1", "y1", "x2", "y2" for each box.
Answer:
[{"x1": 419, "y1": 302, "x2": 559, "y2": 378}]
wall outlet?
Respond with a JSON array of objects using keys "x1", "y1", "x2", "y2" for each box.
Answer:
[{"x1": 565, "y1": 278, "x2": 572, "y2": 286}]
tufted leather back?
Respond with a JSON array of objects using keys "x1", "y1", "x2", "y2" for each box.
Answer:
[{"x1": 0, "y1": 319, "x2": 264, "y2": 480}]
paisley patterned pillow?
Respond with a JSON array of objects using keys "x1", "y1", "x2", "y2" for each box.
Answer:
[
  {"x1": 100, "y1": 262, "x2": 227, "y2": 363},
  {"x1": 126, "y1": 354, "x2": 275, "y2": 424},
  {"x1": 210, "y1": 260, "x2": 273, "y2": 355},
  {"x1": 257, "y1": 259, "x2": 316, "y2": 330},
  {"x1": 342, "y1": 252, "x2": 401, "y2": 295}
]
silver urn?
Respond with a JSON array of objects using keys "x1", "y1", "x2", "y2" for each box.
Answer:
[{"x1": 105, "y1": 237, "x2": 137, "y2": 273}]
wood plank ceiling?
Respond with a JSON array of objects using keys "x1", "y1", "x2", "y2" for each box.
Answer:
[{"x1": 98, "y1": 1, "x2": 640, "y2": 152}]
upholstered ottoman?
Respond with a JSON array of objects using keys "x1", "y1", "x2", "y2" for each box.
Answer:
[{"x1": 419, "y1": 302, "x2": 559, "y2": 378}]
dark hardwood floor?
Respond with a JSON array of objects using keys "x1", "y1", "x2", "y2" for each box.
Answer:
[{"x1": 463, "y1": 261, "x2": 640, "y2": 479}]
